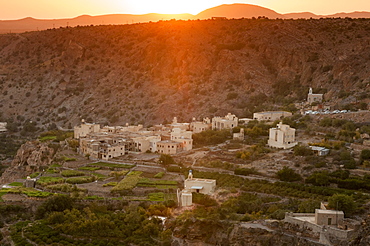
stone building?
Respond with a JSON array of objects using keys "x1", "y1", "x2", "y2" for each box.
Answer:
[
  {"x1": 184, "y1": 170, "x2": 216, "y2": 194},
  {"x1": 190, "y1": 117, "x2": 211, "y2": 133},
  {"x1": 307, "y1": 87, "x2": 323, "y2": 104},
  {"x1": 74, "y1": 120, "x2": 100, "y2": 139},
  {"x1": 268, "y1": 122, "x2": 297, "y2": 149},
  {"x1": 156, "y1": 140, "x2": 181, "y2": 155},
  {"x1": 253, "y1": 111, "x2": 292, "y2": 121},
  {"x1": 233, "y1": 128, "x2": 244, "y2": 141},
  {"x1": 284, "y1": 203, "x2": 359, "y2": 245},
  {"x1": 212, "y1": 113, "x2": 238, "y2": 130},
  {"x1": 178, "y1": 170, "x2": 217, "y2": 207},
  {"x1": 171, "y1": 128, "x2": 193, "y2": 151}
]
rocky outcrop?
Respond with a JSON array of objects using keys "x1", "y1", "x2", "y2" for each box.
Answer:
[
  {"x1": 170, "y1": 219, "x2": 324, "y2": 246},
  {"x1": 0, "y1": 141, "x2": 55, "y2": 184}
]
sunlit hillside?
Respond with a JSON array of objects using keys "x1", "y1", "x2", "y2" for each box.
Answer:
[{"x1": 0, "y1": 18, "x2": 369, "y2": 130}]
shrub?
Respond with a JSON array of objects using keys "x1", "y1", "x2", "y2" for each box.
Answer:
[
  {"x1": 158, "y1": 154, "x2": 175, "y2": 166},
  {"x1": 293, "y1": 145, "x2": 313, "y2": 156},
  {"x1": 154, "y1": 172, "x2": 165, "y2": 178},
  {"x1": 234, "y1": 168, "x2": 260, "y2": 176},
  {"x1": 276, "y1": 167, "x2": 302, "y2": 182},
  {"x1": 65, "y1": 176, "x2": 94, "y2": 184}
]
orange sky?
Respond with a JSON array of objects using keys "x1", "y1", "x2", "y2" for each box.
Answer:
[{"x1": 1, "y1": 0, "x2": 370, "y2": 20}]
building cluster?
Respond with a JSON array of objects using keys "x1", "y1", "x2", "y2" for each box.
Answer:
[
  {"x1": 74, "y1": 114, "x2": 241, "y2": 160},
  {"x1": 74, "y1": 107, "x2": 309, "y2": 160}
]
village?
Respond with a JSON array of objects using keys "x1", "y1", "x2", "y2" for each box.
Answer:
[{"x1": 0, "y1": 87, "x2": 369, "y2": 245}]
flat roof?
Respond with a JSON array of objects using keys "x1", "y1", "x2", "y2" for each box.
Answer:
[
  {"x1": 190, "y1": 186, "x2": 203, "y2": 189},
  {"x1": 316, "y1": 209, "x2": 344, "y2": 215},
  {"x1": 254, "y1": 111, "x2": 291, "y2": 115}
]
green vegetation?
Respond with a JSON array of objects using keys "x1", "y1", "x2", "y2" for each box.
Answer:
[
  {"x1": 154, "y1": 172, "x2": 165, "y2": 178},
  {"x1": 78, "y1": 166, "x2": 101, "y2": 171},
  {"x1": 276, "y1": 167, "x2": 302, "y2": 182},
  {"x1": 61, "y1": 156, "x2": 77, "y2": 162},
  {"x1": 193, "y1": 129, "x2": 231, "y2": 146},
  {"x1": 234, "y1": 168, "x2": 260, "y2": 176},
  {"x1": 39, "y1": 130, "x2": 73, "y2": 142},
  {"x1": 158, "y1": 154, "x2": 175, "y2": 166},
  {"x1": 46, "y1": 184, "x2": 86, "y2": 193},
  {"x1": 293, "y1": 145, "x2": 313, "y2": 156},
  {"x1": 86, "y1": 195, "x2": 104, "y2": 200},
  {"x1": 148, "y1": 192, "x2": 165, "y2": 201},
  {"x1": 103, "y1": 182, "x2": 117, "y2": 187},
  {"x1": 65, "y1": 176, "x2": 95, "y2": 184},
  {"x1": 0, "y1": 187, "x2": 52, "y2": 199},
  {"x1": 166, "y1": 165, "x2": 183, "y2": 173},
  {"x1": 192, "y1": 193, "x2": 218, "y2": 207},
  {"x1": 8, "y1": 182, "x2": 23, "y2": 187},
  {"x1": 111, "y1": 171, "x2": 142, "y2": 194},
  {"x1": 328, "y1": 194, "x2": 356, "y2": 216},
  {"x1": 236, "y1": 143, "x2": 270, "y2": 161},
  {"x1": 137, "y1": 178, "x2": 178, "y2": 189},
  {"x1": 37, "y1": 176, "x2": 64, "y2": 186},
  {"x1": 88, "y1": 162, "x2": 134, "y2": 169},
  {"x1": 0, "y1": 134, "x2": 23, "y2": 158},
  {"x1": 91, "y1": 172, "x2": 108, "y2": 180},
  {"x1": 61, "y1": 170, "x2": 85, "y2": 177}
]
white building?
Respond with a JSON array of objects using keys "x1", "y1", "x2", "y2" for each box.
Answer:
[
  {"x1": 212, "y1": 113, "x2": 238, "y2": 130},
  {"x1": 268, "y1": 122, "x2": 297, "y2": 149}
]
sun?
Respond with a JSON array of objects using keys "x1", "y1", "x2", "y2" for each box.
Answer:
[{"x1": 123, "y1": 0, "x2": 223, "y2": 15}]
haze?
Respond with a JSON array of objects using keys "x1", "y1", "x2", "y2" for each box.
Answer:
[{"x1": 1, "y1": 0, "x2": 370, "y2": 20}]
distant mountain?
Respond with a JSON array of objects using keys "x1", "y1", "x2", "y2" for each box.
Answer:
[
  {"x1": 1, "y1": 3, "x2": 370, "y2": 34},
  {"x1": 0, "y1": 13, "x2": 194, "y2": 34},
  {"x1": 196, "y1": 4, "x2": 283, "y2": 19}
]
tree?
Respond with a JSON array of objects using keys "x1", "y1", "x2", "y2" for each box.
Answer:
[
  {"x1": 360, "y1": 149, "x2": 370, "y2": 162},
  {"x1": 293, "y1": 145, "x2": 313, "y2": 156},
  {"x1": 158, "y1": 154, "x2": 175, "y2": 166},
  {"x1": 305, "y1": 172, "x2": 330, "y2": 186},
  {"x1": 36, "y1": 195, "x2": 74, "y2": 219},
  {"x1": 328, "y1": 194, "x2": 356, "y2": 216},
  {"x1": 298, "y1": 200, "x2": 321, "y2": 213},
  {"x1": 276, "y1": 166, "x2": 302, "y2": 182}
]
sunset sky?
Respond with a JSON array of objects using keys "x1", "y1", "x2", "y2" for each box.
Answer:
[{"x1": 1, "y1": 0, "x2": 370, "y2": 20}]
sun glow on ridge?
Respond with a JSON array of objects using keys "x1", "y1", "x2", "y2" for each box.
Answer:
[{"x1": 123, "y1": 0, "x2": 224, "y2": 15}]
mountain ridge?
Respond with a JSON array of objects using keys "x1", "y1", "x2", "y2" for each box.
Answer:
[{"x1": 1, "y1": 3, "x2": 370, "y2": 33}]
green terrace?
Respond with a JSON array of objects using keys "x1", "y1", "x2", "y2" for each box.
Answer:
[{"x1": 87, "y1": 162, "x2": 135, "y2": 169}]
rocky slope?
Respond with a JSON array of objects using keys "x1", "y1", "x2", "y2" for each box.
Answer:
[
  {"x1": 0, "y1": 141, "x2": 55, "y2": 183},
  {"x1": 0, "y1": 18, "x2": 369, "y2": 131}
]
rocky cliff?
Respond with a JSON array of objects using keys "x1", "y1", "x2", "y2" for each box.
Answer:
[
  {"x1": 0, "y1": 18, "x2": 369, "y2": 131},
  {"x1": 0, "y1": 141, "x2": 55, "y2": 184},
  {"x1": 170, "y1": 219, "x2": 324, "y2": 246}
]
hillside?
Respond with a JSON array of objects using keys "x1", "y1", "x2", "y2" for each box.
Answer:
[{"x1": 0, "y1": 18, "x2": 369, "y2": 131}]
